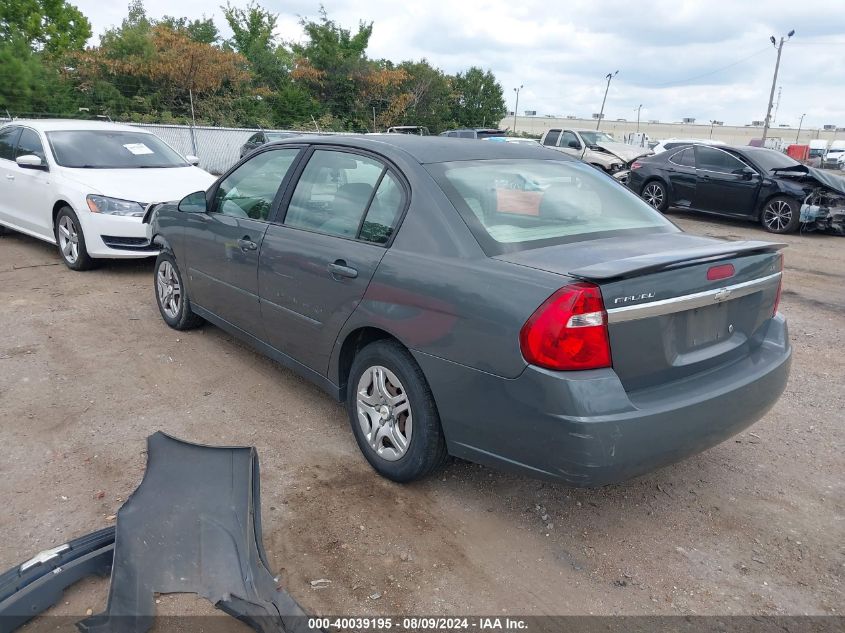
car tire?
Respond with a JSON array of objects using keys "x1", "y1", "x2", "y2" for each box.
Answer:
[
  {"x1": 761, "y1": 196, "x2": 801, "y2": 234},
  {"x1": 346, "y1": 340, "x2": 448, "y2": 482},
  {"x1": 55, "y1": 206, "x2": 96, "y2": 271},
  {"x1": 641, "y1": 180, "x2": 668, "y2": 212},
  {"x1": 154, "y1": 252, "x2": 204, "y2": 330}
]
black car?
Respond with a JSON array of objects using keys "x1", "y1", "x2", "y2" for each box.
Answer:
[
  {"x1": 239, "y1": 131, "x2": 301, "y2": 158},
  {"x1": 628, "y1": 144, "x2": 845, "y2": 234}
]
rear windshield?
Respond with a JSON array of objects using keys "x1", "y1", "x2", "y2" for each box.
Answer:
[
  {"x1": 429, "y1": 159, "x2": 676, "y2": 254},
  {"x1": 47, "y1": 130, "x2": 188, "y2": 168}
]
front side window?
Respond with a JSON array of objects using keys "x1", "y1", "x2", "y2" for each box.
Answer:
[
  {"x1": 16, "y1": 128, "x2": 46, "y2": 162},
  {"x1": 560, "y1": 131, "x2": 580, "y2": 149},
  {"x1": 47, "y1": 130, "x2": 188, "y2": 168},
  {"x1": 695, "y1": 146, "x2": 746, "y2": 173},
  {"x1": 284, "y1": 150, "x2": 386, "y2": 239},
  {"x1": 0, "y1": 126, "x2": 21, "y2": 161},
  {"x1": 429, "y1": 158, "x2": 676, "y2": 255},
  {"x1": 213, "y1": 148, "x2": 300, "y2": 220}
]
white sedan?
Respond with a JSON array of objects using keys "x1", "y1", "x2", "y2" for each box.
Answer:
[{"x1": 0, "y1": 119, "x2": 216, "y2": 270}]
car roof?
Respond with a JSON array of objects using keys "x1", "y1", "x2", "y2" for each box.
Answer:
[
  {"x1": 268, "y1": 134, "x2": 568, "y2": 164},
  {"x1": 0, "y1": 119, "x2": 144, "y2": 133}
]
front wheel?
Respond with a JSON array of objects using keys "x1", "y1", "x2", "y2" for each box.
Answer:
[
  {"x1": 154, "y1": 252, "x2": 204, "y2": 330},
  {"x1": 641, "y1": 180, "x2": 668, "y2": 212},
  {"x1": 55, "y1": 207, "x2": 96, "y2": 270},
  {"x1": 347, "y1": 340, "x2": 447, "y2": 482},
  {"x1": 761, "y1": 196, "x2": 801, "y2": 234}
]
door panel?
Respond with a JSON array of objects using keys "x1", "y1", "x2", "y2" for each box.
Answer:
[
  {"x1": 0, "y1": 127, "x2": 22, "y2": 227},
  {"x1": 693, "y1": 146, "x2": 760, "y2": 215},
  {"x1": 665, "y1": 147, "x2": 696, "y2": 207},
  {"x1": 7, "y1": 128, "x2": 53, "y2": 238},
  {"x1": 258, "y1": 149, "x2": 405, "y2": 373},
  {"x1": 184, "y1": 147, "x2": 301, "y2": 336}
]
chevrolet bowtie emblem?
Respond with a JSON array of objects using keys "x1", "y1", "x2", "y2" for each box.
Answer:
[{"x1": 714, "y1": 288, "x2": 732, "y2": 302}]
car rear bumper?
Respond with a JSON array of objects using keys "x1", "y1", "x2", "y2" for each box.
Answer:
[
  {"x1": 78, "y1": 212, "x2": 158, "y2": 259},
  {"x1": 414, "y1": 315, "x2": 791, "y2": 487}
]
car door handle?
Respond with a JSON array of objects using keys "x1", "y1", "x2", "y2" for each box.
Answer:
[
  {"x1": 328, "y1": 260, "x2": 358, "y2": 280},
  {"x1": 4, "y1": 174, "x2": 13, "y2": 180},
  {"x1": 238, "y1": 237, "x2": 258, "y2": 252}
]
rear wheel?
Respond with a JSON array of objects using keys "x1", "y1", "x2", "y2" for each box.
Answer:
[
  {"x1": 55, "y1": 207, "x2": 96, "y2": 271},
  {"x1": 761, "y1": 196, "x2": 800, "y2": 234},
  {"x1": 347, "y1": 340, "x2": 447, "y2": 482},
  {"x1": 641, "y1": 180, "x2": 668, "y2": 212},
  {"x1": 154, "y1": 252, "x2": 204, "y2": 330}
]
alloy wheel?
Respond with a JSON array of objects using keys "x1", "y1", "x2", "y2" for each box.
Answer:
[
  {"x1": 763, "y1": 199, "x2": 793, "y2": 232},
  {"x1": 643, "y1": 183, "x2": 664, "y2": 209},
  {"x1": 356, "y1": 365, "x2": 412, "y2": 461},
  {"x1": 157, "y1": 260, "x2": 182, "y2": 319},
  {"x1": 57, "y1": 215, "x2": 80, "y2": 264}
]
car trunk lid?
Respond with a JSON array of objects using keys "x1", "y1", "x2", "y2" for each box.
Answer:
[{"x1": 496, "y1": 233, "x2": 784, "y2": 391}]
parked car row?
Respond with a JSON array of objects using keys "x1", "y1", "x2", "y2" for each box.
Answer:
[
  {"x1": 142, "y1": 134, "x2": 791, "y2": 485},
  {"x1": 627, "y1": 143, "x2": 845, "y2": 234},
  {"x1": 1, "y1": 124, "x2": 793, "y2": 487}
]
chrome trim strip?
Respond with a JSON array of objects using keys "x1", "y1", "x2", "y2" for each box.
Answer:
[{"x1": 606, "y1": 272, "x2": 781, "y2": 323}]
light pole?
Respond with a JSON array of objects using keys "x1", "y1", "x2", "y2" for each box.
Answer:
[
  {"x1": 596, "y1": 71, "x2": 618, "y2": 130},
  {"x1": 513, "y1": 85, "x2": 523, "y2": 134},
  {"x1": 634, "y1": 104, "x2": 642, "y2": 133},
  {"x1": 762, "y1": 30, "x2": 794, "y2": 142},
  {"x1": 795, "y1": 113, "x2": 805, "y2": 142}
]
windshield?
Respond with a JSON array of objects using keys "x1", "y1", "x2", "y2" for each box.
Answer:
[
  {"x1": 745, "y1": 148, "x2": 801, "y2": 172},
  {"x1": 579, "y1": 131, "x2": 616, "y2": 145},
  {"x1": 429, "y1": 159, "x2": 676, "y2": 255},
  {"x1": 47, "y1": 130, "x2": 188, "y2": 169}
]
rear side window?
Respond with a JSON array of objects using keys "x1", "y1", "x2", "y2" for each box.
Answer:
[
  {"x1": 0, "y1": 126, "x2": 21, "y2": 161},
  {"x1": 16, "y1": 128, "x2": 46, "y2": 162},
  {"x1": 284, "y1": 149, "x2": 384, "y2": 239},
  {"x1": 543, "y1": 130, "x2": 561, "y2": 146},
  {"x1": 696, "y1": 146, "x2": 746, "y2": 173},
  {"x1": 360, "y1": 172, "x2": 404, "y2": 245},
  {"x1": 429, "y1": 158, "x2": 676, "y2": 255},
  {"x1": 669, "y1": 148, "x2": 694, "y2": 167}
]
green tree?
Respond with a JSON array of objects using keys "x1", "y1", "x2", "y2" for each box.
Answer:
[
  {"x1": 222, "y1": 2, "x2": 290, "y2": 89},
  {"x1": 451, "y1": 66, "x2": 506, "y2": 128},
  {"x1": 159, "y1": 15, "x2": 219, "y2": 44},
  {"x1": 393, "y1": 60, "x2": 454, "y2": 133},
  {"x1": 0, "y1": 35, "x2": 78, "y2": 115},
  {"x1": 0, "y1": 0, "x2": 91, "y2": 54}
]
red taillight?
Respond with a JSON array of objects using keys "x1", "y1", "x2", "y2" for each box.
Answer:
[
  {"x1": 630, "y1": 161, "x2": 643, "y2": 170},
  {"x1": 773, "y1": 254, "x2": 783, "y2": 316},
  {"x1": 706, "y1": 263, "x2": 735, "y2": 281},
  {"x1": 519, "y1": 282, "x2": 612, "y2": 371}
]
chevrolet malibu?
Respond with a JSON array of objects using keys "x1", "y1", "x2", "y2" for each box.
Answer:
[
  {"x1": 0, "y1": 119, "x2": 215, "y2": 270},
  {"x1": 146, "y1": 135, "x2": 791, "y2": 486}
]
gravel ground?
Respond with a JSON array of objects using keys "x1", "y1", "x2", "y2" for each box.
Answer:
[{"x1": 0, "y1": 211, "x2": 842, "y2": 625}]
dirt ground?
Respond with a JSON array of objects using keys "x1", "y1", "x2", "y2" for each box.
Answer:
[{"x1": 0, "y1": 210, "x2": 842, "y2": 626}]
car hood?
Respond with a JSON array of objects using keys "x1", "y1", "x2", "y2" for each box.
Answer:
[
  {"x1": 59, "y1": 166, "x2": 216, "y2": 204},
  {"x1": 772, "y1": 164, "x2": 845, "y2": 196},
  {"x1": 596, "y1": 142, "x2": 653, "y2": 162}
]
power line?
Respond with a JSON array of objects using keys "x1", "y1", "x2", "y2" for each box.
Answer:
[{"x1": 646, "y1": 46, "x2": 771, "y2": 88}]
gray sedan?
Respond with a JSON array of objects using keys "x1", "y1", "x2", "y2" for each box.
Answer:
[{"x1": 146, "y1": 135, "x2": 791, "y2": 486}]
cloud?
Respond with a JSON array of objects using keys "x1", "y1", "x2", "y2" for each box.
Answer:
[{"x1": 71, "y1": 0, "x2": 845, "y2": 127}]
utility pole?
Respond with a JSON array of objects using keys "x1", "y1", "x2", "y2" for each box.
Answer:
[
  {"x1": 795, "y1": 113, "x2": 805, "y2": 142},
  {"x1": 773, "y1": 86, "x2": 782, "y2": 125},
  {"x1": 596, "y1": 71, "x2": 618, "y2": 130},
  {"x1": 513, "y1": 85, "x2": 523, "y2": 134},
  {"x1": 710, "y1": 120, "x2": 717, "y2": 139},
  {"x1": 188, "y1": 88, "x2": 198, "y2": 156},
  {"x1": 634, "y1": 104, "x2": 642, "y2": 132},
  {"x1": 373, "y1": 106, "x2": 376, "y2": 132},
  {"x1": 762, "y1": 30, "x2": 794, "y2": 143}
]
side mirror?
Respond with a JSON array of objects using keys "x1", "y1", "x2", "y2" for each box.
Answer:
[
  {"x1": 16, "y1": 154, "x2": 46, "y2": 170},
  {"x1": 588, "y1": 144, "x2": 602, "y2": 151},
  {"x1": 185, "y1": 155, "x2": 200, "y2": 166},
  {"x1": 178, "y1": 190, "x2": 207, "y2": 213},
  {"x1": 567, "y1": 140, "x2": 581, "y2": 149},
  {"x1": 736, "y1": 167, "x2": 756, "y2": 180}
]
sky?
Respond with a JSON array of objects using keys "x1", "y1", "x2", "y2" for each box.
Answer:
[{"x1": 71, "y1": 0, "x2": 845, "y2": 129}]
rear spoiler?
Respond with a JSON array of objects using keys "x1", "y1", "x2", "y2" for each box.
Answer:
[{"x1": 569, "y1": 240, "x2": 786, "y2": 281}]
